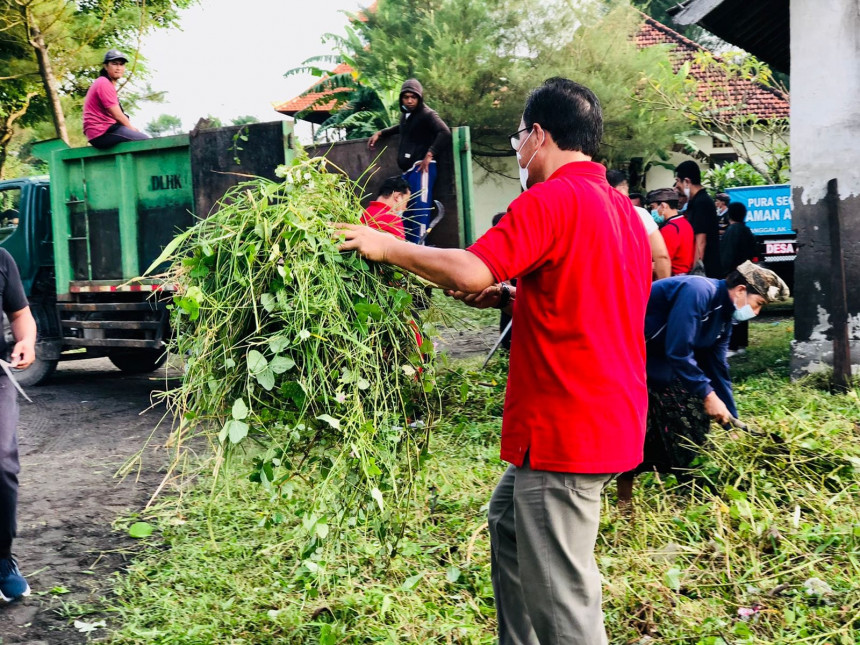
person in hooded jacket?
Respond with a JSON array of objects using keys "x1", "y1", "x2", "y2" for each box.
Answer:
[{"x1": 368, "y1": 79, "x2": 451, "y2": 244}]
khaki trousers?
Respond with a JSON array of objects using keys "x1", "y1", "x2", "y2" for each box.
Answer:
[{"x1": 488, "y1": 457, "x2": 614, "y2": 644}]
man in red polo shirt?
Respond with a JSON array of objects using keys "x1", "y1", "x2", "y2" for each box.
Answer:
[
  {"x1": 337, "y1": 77, "x2": 651, "y2": 644},
  {"x1": 649, "y1": 187, "x2": 695, "y2": 275},
  {"x1": 360, "y1": 176, "x2": 410, "y2": 240}
]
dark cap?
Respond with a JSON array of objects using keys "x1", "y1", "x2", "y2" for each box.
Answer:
[
  {"x1": 103, "y1": 49, "x2": 128, "y2": 64},
  {"x1": 715, "y1": 192, "x2": 731, "y2": 203},
  {"x1": 646, "y1": 188, "x2": 680, "y2": 205}
]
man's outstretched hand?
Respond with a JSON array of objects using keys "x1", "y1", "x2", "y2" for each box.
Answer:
[
  {"x1": 368, "y1": 132, "x2": 381, "y2": 150},
  {"x1": 334, "y1": 223, "x2": 395, "y2": 263},
  {"x1": 446, "y1": 284, "x2": 502, "y2": 309}
]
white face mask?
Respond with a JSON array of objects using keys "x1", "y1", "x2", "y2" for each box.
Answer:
[
  {"x1": 682, "y1": 182, "x2": 691, "y2": 199},
  {"x1": 732, "y1": 290, "x2": 757, "y2": 322},
  {"x1": 515, "y1": 129, "x2": 539, "y2": 191}
]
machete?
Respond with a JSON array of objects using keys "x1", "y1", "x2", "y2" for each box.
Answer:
[
  {"x1": 482, "y1": 319, "x2": 513, "y2": 370},
  {"x1": 0, "y1": 358, "x2": 33, "y2": 403}
]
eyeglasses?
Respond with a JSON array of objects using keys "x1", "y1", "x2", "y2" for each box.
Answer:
[{"x1": 509, "y1": 127, "x2": 531, "y2": 151}]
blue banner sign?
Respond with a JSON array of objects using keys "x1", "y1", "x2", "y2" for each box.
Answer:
[{"x1": 725, "y1": 184, "x2": 793, "y2": 236}]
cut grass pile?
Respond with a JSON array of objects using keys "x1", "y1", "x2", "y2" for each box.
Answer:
[
  {"x1": 148, "y1": 156, "x2": 439, "y2": 563},
  {"x1": 105, "y1": 320, "x2": 859, "y2": 644}
]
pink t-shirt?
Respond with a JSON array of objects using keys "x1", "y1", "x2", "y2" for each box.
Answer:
[{"x1": 83, "y1": 76, "x2": 120, "y2": 140}]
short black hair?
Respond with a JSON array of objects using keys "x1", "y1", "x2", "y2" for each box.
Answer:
[
  {"x1": 606, "y1": 169, "x2": 627, "y2": 188},
  {"x1": 523, "y1": 77, "x2": 603, "y2": 157},
  {"x1": 727, "y1": 201, "x2": 747, "y2": 223},
  {"x1": 715, "y1": 192, "x2": 731, "y2": 204},
  {"x1": 675, "y1": 160, "x2": 702, "y2": 185},
  {"x1": 377, "y1": 176, "x2": 410, "y2": 198},
  {"x1": 629, "y1": 192, "x2": 643, "y2": 203},
  {"x1": 725, "y1": 270, "x2": 748, "y2": 290}
]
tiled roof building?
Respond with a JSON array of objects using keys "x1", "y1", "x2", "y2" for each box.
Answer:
[
  {"x1": 273, "y1": 63, "x2": 355, "y2": 124},
  {"x1": 635, "y1": 16, "x2": 789, "y2": 120}
]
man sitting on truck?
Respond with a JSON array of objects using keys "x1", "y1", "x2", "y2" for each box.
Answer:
[
  {"x1": 0, "y1": 247, "x2": 36, "y2": 602},
  {"x1": 83, "y1": 49, "x2": 149, "y2": 149}
]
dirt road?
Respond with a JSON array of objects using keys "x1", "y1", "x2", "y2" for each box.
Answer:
[{"x1": 0, "y1": 358, "x2": 175, "y2": 645}]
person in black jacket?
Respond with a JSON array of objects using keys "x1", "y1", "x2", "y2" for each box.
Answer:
[
  {"x1": 368, "y1": 79, "x2": 451, "y2": 244},
  {"x1": 720, "y1": 202, "x2": 760, "y2": 354}
]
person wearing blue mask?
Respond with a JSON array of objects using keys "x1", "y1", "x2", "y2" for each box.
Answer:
[
  {"x1": 368, "y1": 79, "x2": 450, "y2": 244},
  {"x1": 616, "y1": 261, "x2": 789, "y2": 505}
]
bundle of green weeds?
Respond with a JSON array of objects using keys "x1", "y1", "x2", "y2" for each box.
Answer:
[{"x1": 158, "y1": 156, "x2": 439, "y2": 557}]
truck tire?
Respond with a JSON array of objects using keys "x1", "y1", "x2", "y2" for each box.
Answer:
[
  {"x1": 10, "y1": 353, "x2": 58, "y2": 387},
  {"x1": 2, "y1": 306, "x2": 60, "y2": 387},
  {"x1": 108, "y1": 348, "x2": 168, "y2": 374}
]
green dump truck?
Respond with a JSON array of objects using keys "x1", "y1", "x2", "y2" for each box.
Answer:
[{"x1": 0, "y1": 121, "x2": 472, "y2": 386}]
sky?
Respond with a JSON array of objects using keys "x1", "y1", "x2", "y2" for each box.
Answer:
[{"x1": 132, "y1": 0, "x2": 367, "y2": 131}]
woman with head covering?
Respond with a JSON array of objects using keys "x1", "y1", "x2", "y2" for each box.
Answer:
[
  {"x1": 83, "y1": 49, "x2": 150, "y2": 149},
  {"x1": 617, "y1": 261, "x2": 790, "y2": 504}
]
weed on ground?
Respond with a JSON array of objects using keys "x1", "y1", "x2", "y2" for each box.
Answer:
[{"x1": 104, "y1": 320, "x2": 859, "y2": 644}]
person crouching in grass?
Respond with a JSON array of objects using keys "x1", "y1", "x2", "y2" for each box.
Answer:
[{"x1": 616, "y1": 261, "x2": 789, "y2": 506}]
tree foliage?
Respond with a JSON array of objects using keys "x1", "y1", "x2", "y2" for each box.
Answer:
[
  {"x1": 703, "y1": 160, "x2": 767, "y2": 193},
  {"x1": 0, "y1": 0, "x2": 195, "y2": 176},
  {"x1": 231, "y1": 115, "x2": 260, "y2": 126},
  {"x1": 145, "y1": 113, "x2": 182, "y2": 137},
  {"x1": 291, "y1": 0, "x2": 688, "y2": 170}
]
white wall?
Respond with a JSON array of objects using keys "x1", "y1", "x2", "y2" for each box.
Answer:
[
  {"x1": 791, "y1": 0, "x2": 860, "y2": 203},
  {"x1": 471, "y1": 157, "x2": 522, "y2": 237},
  {"x1": 643, "y1": 129, "x2": 788, "y2": 193}
]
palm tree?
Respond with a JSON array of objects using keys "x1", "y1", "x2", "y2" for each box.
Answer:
[{"x1": 284, "y1": 28, "x2": 400, "y2": 142}]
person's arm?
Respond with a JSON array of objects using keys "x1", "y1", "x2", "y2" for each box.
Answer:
[
  {"x1": 719, "y1": 226, "x2": 735, "y2": 277},
  {"x1": 421, "y1": 111, "x2": 451, "y2": 172},
  {"x1": 650, "y1": 230, "x2": 671, "y2": 280},
  {"x1": 7, "y1": 307, "x2": 36, "y2": 369},
  {"x1": 663, "y1": 300, "x2": 708, "y2": 395},
  {"x1": 337, "y1": 224, "x2": 494, "y2": 292},
  {"x1": 663, "y1": 284, "x2": 735, "y2": 424},
  {"x1": 106, "y1": 104, "x2": 137, "y2": 130},
  {"x1": 700, "y1": 335, "x2": 737, "y2": 418},
  {"x1": 447, "y1": 282, "x2": 515, "y2": 314},
  {"x1": 368, "y1": 123, "x2": 401, "y2": 149},
  {"x1": 694, "y1": 232, "x2": 706, "y2": 263}
]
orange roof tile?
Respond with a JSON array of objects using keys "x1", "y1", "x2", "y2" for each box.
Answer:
[
  {"x1": 274, "y1": 63, "x2": 354, "y2": 115},
  {"x1": 635, "y1": 16, "x2": 789, "y2": 120}
]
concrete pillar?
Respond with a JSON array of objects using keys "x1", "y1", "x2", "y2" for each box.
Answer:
[{"x1": 790, "y1": 0, "x2": 860, "y2": 376}]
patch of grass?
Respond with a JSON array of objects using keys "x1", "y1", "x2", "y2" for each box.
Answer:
[
  {"x1": 728, "y1": 319, "x2": 794, "y2": 381},
  {"x1": 105, "y1": 323, "x2": 860, "y2": 644},
  {"x1": 424, "y1": 289, "x2": 501, "y2": 331}
]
